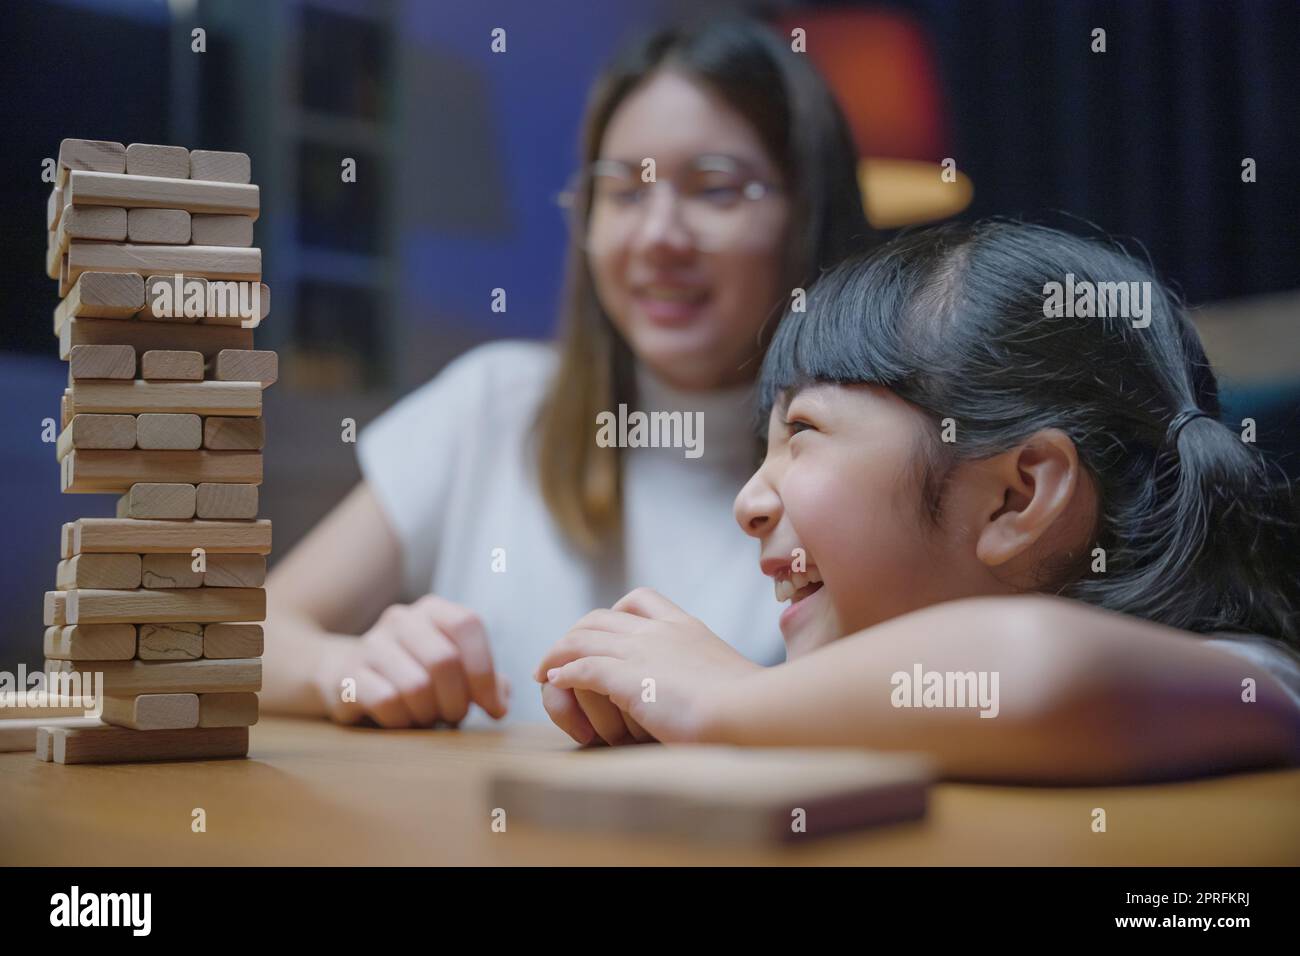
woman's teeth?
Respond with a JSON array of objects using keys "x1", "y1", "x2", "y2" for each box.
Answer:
[{"x1": 773, "y1": 567, "x2": 824, "y2": 603}]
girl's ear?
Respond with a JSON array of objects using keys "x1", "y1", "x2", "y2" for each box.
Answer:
[{"x1": 972, "y1": 429, "x2": 1086, "y2": 569}]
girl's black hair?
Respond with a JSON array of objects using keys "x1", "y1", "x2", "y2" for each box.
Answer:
[{"x1": 759, "y1": 220, "x2": 1299, "y2": 646}]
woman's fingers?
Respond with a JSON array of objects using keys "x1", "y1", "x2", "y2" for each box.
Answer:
[
  {"x1": 612, "y1": 586, "x2": 691, "y2": 622},
  {"x1": 540, "y1": 681, "x2": 596, "y2": 746},
  {"x1": 357, "y1": 666, "x2": 416, "y2": 728},
  {"x1": 417, "y1": 596, "x2": 507, "y2": 719},
  {"x1": 621, "y1": 710, "x2": 655, "y2": 743},
  {"x1": 574, "y1": 688, "x2": 631, "y2": 746},
  {"x1": 363, "y1": 624, "x2": 439, "y2": 725},
  {"x1": 534, "y1": 629, "x2": 630, "y2": 681}
]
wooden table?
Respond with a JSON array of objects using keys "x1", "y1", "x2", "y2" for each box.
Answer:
[{"x1": 3, "y1": 716, "x2": 1298, "y2": 865}]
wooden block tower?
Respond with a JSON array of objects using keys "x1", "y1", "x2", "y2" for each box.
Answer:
[{"x1": 39, "y1": 139, "x2": 272, "y2": 764}]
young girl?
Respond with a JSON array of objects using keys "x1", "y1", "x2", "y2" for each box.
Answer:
[{"x1": 536, "y1": 220, "x2": 1300, "y2": 783}]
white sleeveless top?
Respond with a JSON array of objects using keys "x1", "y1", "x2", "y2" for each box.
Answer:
[{"x1": 357, "y1": 340, "x2": 784, "y2": 725}]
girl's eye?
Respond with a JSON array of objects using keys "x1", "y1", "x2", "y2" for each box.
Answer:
[{"x1": 785, "y1": 418, "x2": 814, "y2": 435}]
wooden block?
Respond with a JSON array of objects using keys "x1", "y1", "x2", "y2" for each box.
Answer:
[
  {"x1": 35, "y1": 727, "x2": 52, "y2": 760},
  {"x1": 67, "y1": 169, "x2": 258, "y2": 218},
  {"x1": 68, "y1": 344, "x2": 135, "y2": 380},
  {"x1": 47, "y1": 184, "x2": 64, "y2": 230},
  {"x1": 50, "y1": 724, "x2": 249, "y2": 764},
  {"x1": 57, "y1": 139, "x2": 125, "y2": 187},
  {"x1": 190, "y1": 214, "x2": 253, "y2": 247},
  {"x1": 60, "y1": 315, "x2": 253, "y2": 361},
  {"x1": 200, "y1": 282, "x2": 270, "y2": 326},
  {"x1": 56, "y1": 553, "x2": 142, "y2": 590},
  {"x1": 212, "y1": 349, "x2": 277, "y2": 386},
  {"x1": 45, "y1": 624, "x2": 136, "y2": 661},
  {"x1": 136, "y1": 413, "x2": 202, "y2": 449},
  {"x1": 124, "y1": 143, "x2": 190, "y2": 179},
  {"x1": 66, "y1": 587, "x2": 266, "y2": 625},
  {"x1": 46, "y1": 226, "x2": 61, "y2": 278},
  {"x1": 0, "y1": 694, "x2": 94, "y2": 718},
  {"x1": 68, "y1": 380, "x2": 261, "y2": 416},
  {"x1": 73, "y1": 518, "x2": 271, "y2": 555},
  {"x1": 44, "y1": 591, "x2": 67, "y2": 627},
  {"x1": 127, "y1": 208, "x2": 191, "y2": 244},
  {"x1": 138, "y1": 274, "x2": 205, "y2": 323},
  {"x1": 141, "y1": 554, "x2": 205, "y2": 588},
  {"x1": 204, "y1": 555, "x2": 266, "y2": 588},
  {"x1": 62, "y1": 449, "x2": 260, "y2": 494},
  {"x1": 102, "y1": 693, "x2": 199, "y2": 730},
  {"x1": 55, "y1": 413, "x2": 136, "y2": 459},
  {"x1": 61, "y1": 391, "x2": 73, "y2": 429},
  {"x1": 54, "y1": 272, "x2": 145, "y2": 333},
  {"x1": 137, "y1": 623, "x2": 204, "y2": 660},
  {"x1": 48, "y1": 658, "x2": 262, "y2": 696},
  {"x1": 54, "y1": 204, "x2": 128, "y2": 254},
  {"x1": 198, "y1": 693, "x2": 258, "y2": 728},
  {"x1": 189, "y1": 150, "x2": 251, "y2": 184},
  {"x1": 196, "y1": 482, "x2": 258, "y2": 519},
  {"x1": 489, "y1": 747, "x2": 934, "y2": 843},
  {"x1": 66, "y1": 240, "x2": 261, "y2": 285},
  {"x1": 121, "y1": 482, "x2": 197, "y2": 519},
  {"x1": 202, "y1": 623, "x2": 263, "y2": 658},
  {"x1": 59, "y1": 252, "x2": 72, "y2": 297},
  {"x1": 141, "y1": 350, "x2": 203, "y2": 381},
  {"x1": 0, "y1": 717, "x2": 104, "y2": 754},
  {"x1": 202, "y1": 416, "x2": 264, "y2": 451},
  {"x1": 60, "y1": 522, "x2": 76, "y2": 559}
]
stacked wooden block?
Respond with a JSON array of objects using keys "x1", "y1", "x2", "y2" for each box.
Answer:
[{"x1": 40, "y1": 139, "x2": 273, "y2": 764}]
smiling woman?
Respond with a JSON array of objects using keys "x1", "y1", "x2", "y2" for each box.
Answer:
[{"x1": 261, "y1": 16, "x2": 873, "y2": 730}]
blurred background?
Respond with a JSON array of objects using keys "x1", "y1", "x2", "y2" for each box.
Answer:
[{"x1": 1, "y1": 0, "x2": 1297, "y2": 670}]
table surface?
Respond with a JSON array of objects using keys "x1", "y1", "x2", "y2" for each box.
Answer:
[{"x1": 3, "y1": 716, "x2": 1298, "y2": 865}]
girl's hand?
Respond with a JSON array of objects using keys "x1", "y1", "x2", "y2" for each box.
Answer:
[
  {"x1": 535, "y1": 588, "x2": 761, "y2": 744},
  {"x1": 314, "y1": 595, "x2": 510, "y2": 727}
]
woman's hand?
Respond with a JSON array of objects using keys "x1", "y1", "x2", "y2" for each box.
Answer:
[
  {"x1": 535, "y1": 588, "x2": 762, "y2": 745},
  {"x1": 313, "y1": 595, "x2": 510, "y2": 727}
]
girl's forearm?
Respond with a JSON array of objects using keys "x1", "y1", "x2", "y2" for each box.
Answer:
[
  {"x1": 703, "y1": 596, "x2": 1300, "y2": 784},
  {"x1": 260, "y1": 602, "x2": 354, "y2": 717}
]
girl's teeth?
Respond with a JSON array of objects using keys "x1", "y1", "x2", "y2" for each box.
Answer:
[{"x1": 773, "y1": 567, "x2": 823, "y2": 604}]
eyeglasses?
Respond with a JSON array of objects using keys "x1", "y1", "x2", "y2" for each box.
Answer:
[{"x1": 557, "y1": 154, "x2": 784, "y2": 252}]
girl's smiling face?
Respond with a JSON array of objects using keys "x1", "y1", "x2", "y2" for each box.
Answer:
[{"x1": 734, "y1": 383, "x2": 1003, "y2": 657}]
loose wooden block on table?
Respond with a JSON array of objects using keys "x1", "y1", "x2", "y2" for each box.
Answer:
[
  {"x1": 203, "y1": 623, "x2": 263, "y2": 658},
  {"x1": 118, "y1": 481, "x2": 197, "y2": 519},
  {"x1": 65, "y1": 240, "x2": 261, "y2": 285},
  {"x1": 46, "y1": 724, "x2": 249, "y2": 764},
  {"x1": 0, "y1": 716, "x2": 104, "y2": 754},
  {"x1": 141, "y1": 554, "x2": 203, "y2": 588},
  {"x1": 212, "y1": 349, "x2": 277, "y2": 386},
  {"x1": 60, "y1": 316, "x2": 253, "y2": 362},
  {"x1": 62, "y1": 449, "x2": 261, "y2": 494},
  {"x1": 489, "y1": 747, "x2": 934, "y2": 843},
  {"x1": 124, "y1": 143, "x2": 189, "y2": 179},
  {"x1": 102, "y1": 693, "x2": 199, "y2": 730},
  {"x1": 196, "y1": 482, "x2": 258, "y2": 519},
  {"x1": 126, "y1": 208, "x2": 191, "y2": 244},
  {"x1": 190, "y1": 214, "x2": 253, "y2": 247},
  {"x1": 189, "y1": 150, "x2": 251, "y2": 184},
  {"x1": 137, "y1": 623, "x2": 204, "y2": 660},
  {"x1": 57, "y1": 139, "x2": 125, "y2": 187},
  {"x1": 203, "y1": 416, "x2": 264, "y2": 450},
  {"x1": 55, "y1": 413, "x2": 135, "y2": 460},
  {"x1": 68, "y1": 344, "x2": 135, "y2": 381},
  {"x1": 44, "y1": 591, "x2": 67, "y2": 627},
  {"x1": 53, "y1": 272, "x2": 145, "y2": 334},
  {"x1": 47, "y1": 657, "x2": 262, "y2": 696},
  {"x1": 67, "y1": 380, "x2": 261, "y2": 416},
  {"x1": 54, "y1": 205, "x2": 127, "y2": 255},
  {"x1": 66, "y1": 169, "x2": 258, "y2": 218},
  {"x1": 72, "y1": 517, "x2": 271, "y2": 555},
  {"x1": 44, "y1": 624, "x2": 137, "y2": 661},
  {"x1": 55, "y1": 553, "x2": 142, "y2": 590},
  {"x1": 204, "y1": 555, "x2": 266, "y2": 588},
  {"x1": 135, "y1": 412, "x2": 202, "y2": 449},
  {"x1": 141, "y1": 350, "x2": 203, "y2": 381},
  {"x1": 198, "y1": 693, "x2": 258, "y2": 728},
  {"x1": 65, "y1": 587, "x2": 266, "y2": 625}
]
